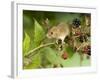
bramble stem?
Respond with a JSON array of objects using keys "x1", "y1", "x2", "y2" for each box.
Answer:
[{"x1": 25, "y1": 42, "x2": 55, "y2": 58}]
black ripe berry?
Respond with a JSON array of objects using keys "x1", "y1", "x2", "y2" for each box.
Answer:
[
  {"x1": 79, "y1": 35, "x2": 87, "y2": 43},
  {"x1": 57, "y1": 39, "x2": 62, "y2": 44},
  {"x1": 83, "y1": 45, "x2": 91, "y2": 56},
  {"x1": 72, "y1": 18, "x2": 81, "y2": 28},
  {"x1": 87, "y1": 45, "x2": 91, "y2": 56},
  {"x1": 79, "y1": 35, "x2": 84, "y2": 43},
  {"x1": 64, "y1": 36, "x2": 69, "y2": 43}
]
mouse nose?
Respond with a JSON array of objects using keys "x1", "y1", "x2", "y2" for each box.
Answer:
[
  {"x1": 46, "y1": 33, "x2": 49, "y2": 38},
  {"x1": 46, "y1": 33, "x2": 51, "y2": 39}
]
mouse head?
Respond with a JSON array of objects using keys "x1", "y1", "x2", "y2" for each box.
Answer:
[{"x1": 46, "y1": 26, "x2": 59, "y2": 39}]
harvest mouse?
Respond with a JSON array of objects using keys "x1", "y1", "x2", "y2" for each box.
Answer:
[{"x1": 46, "y1": 22, "x2": 70, "y2": 43}]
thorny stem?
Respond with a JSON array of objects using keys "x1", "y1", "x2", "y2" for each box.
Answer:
[
  {"x1": 80, "y1": 53, "x2": 83, "y2": 66},
  {"x1": 77, "y1": 42, "x2": 90, "y2": 66},
  {"x1": 76, "y1": 42, "x2": 90, "y2": 51},
  {"x1": 25, "y1": 42, "x2": 55, "y2": 58}
]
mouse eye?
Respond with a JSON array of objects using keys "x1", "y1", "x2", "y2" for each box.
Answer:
[{"x1": 51, "y1": 32, "x2": 53, "y2": 35}]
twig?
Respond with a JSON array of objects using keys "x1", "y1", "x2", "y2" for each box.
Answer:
[
  {"x1": 25, "y1": 42, "x2": 55, "y2": 58},
  {"x1": 76, "y1": 42, "x2": 90, "y2": 51}
]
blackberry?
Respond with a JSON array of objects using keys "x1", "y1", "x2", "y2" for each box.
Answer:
[
  {"x1": 84, "y1": 35, "x2": 88, "y2": 42},
  {"x1": 64, "y1": 36, "x2": 69, "y2": 43},
  {"x1": 72, "y1": 18, "x2": 81, "y2": 28},
  {"x1": 87, "y1": 45, "x2": 91, "y2": 55},
  {"x1": 83, "y1": 45, "x2": 91, "y2": 56},
  {"x1": 56, "y1": 39, "x2": 62, "y2": 44},
  {"x1": 87, "y1": 50, "x2": 91, "y2": 56},
  {"x1": 79, "y1": 35, "x2": 84, "y2": 43},
  {"x1": 58, "y1": 45, "x2": 63, "y2": 51},
  {"x1": 79, "y1": 35, "x2": 88, "y2": 43},
  {"x1": 86, "y1": 33, "x2": 90, "y2": 37}
]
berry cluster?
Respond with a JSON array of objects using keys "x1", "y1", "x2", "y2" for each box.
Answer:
[
  {"x1": 64, "y1": 36, "x2": 69, "y2": 43},
  {"x1": 72, "y1": 18, "x2": 81, "y2": 28},
  {"x1": 83, "y1": 45, "x2": 91, "y2": 55},
  {"x1": 79, "y1": 35, "x2": 87, "y2": 43}
]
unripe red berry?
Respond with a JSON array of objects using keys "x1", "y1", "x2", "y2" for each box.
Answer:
[
  {"x1": 61, "y1": 52, "x2": 68, "y2": 60},
  {"x1": 83, "y1": 45, "x2": 91, "y2": 55},
  {"x1": 75, "y1": 31, "x2": 81, "y2": 36}
]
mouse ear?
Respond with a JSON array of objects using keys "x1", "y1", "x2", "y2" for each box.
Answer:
[{"x1": 57, "y1": 22, "x2": 66, "y2": 27}]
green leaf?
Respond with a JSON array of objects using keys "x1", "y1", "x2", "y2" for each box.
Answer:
[
  {"x1": 65, "y1": 46, "x2": 74, "y2": 58},
  {"x1": 61, "y1": 53, "x2": 90, "y2": 67},
  {"x1": 32, "y1": 19, "x2": 45, "y2": 48},
  {"x1": 62, "y1": 53, "x2": 81, "y2": 67},
  {"x1": 40, "y1": 47, "x2": 61, "y2": 65},
  {"x1": 81, "y1": 54, "x2": 91, "y2": 66},
  {"x1": 23, "y1": 32, "x2": 30, "y2": 56},
  {"x1": 23, "y1": 14, "x2": 34, "y2": 29},
  {"x1": 24, "y1": 52, "x2": 41, "y2": 69}
]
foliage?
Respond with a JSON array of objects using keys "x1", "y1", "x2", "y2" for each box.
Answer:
[
  {"x1": 23, "y1": 32, "x2": 30, "y2": 56},
  {"x1": 23, "y1": 11, "x2": 91, "y2": 69}
]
